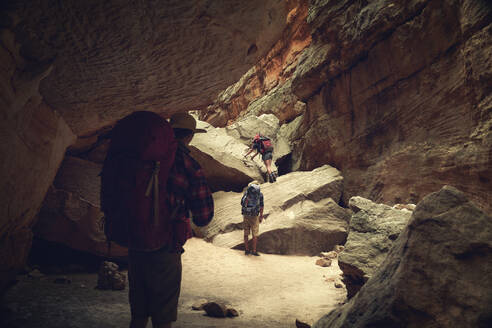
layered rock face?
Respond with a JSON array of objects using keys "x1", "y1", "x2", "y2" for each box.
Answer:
[
  {"x1": 201, "y1": 0, "x2": 492, "y2": 212},
  {"x1": 0, "y1": 0, "x2": 290, "y2": 292},
  {"x1": 199, "y1": 0, "x2": 311, "y2": 126},
  {"x1": 3, "y1": 0, "x2": 290, "y2": 136},
  {"x1": 291, "y1": 0, "x2": 492, "y2": 211},
  {"x1": 313, "y1": 186, "x2": 492, "y2": 328}
]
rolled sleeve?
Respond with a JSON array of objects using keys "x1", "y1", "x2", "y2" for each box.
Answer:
[{"x1": 188, "y1": 167, "x2": 214, "y2": 227}]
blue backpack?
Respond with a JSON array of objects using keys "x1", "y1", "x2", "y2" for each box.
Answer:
[{"x1": 241, "y1": 184, "x2": 261, "y2": 216}]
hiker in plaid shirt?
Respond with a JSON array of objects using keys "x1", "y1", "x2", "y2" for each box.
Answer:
[
  {"x1": 167, "y1": 139, "x2": 215, "y2": 248},
  {"x1": 129, "y1": 113, "x2": 213, "y2": 328}
]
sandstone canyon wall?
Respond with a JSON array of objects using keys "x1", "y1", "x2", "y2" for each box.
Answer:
[
  {"x1": 201, "y1": 0, "x2": 492, "y2": 213},
  {"x1": 199, "y1": 0, "x2": 312, "y2": 126},
  {"x1": 0, "y1": 0, "x2": 290, "y2": 293},
  {"x1": 293, "y1": 0, "x2": 492, "y2": 212},
  {"x1": 1, "y1": 0, "x2": 491, "y2": 298}
]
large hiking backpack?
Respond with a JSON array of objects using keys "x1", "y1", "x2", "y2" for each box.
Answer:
[
  {"x1": 100, "y1": 111, "x2": 178, "y2": 251},
  {"x1": 241, "y1": 184, "x2": 261, "y2": 216},
  {"x1": 259, "y1": 136, "x2": 273, "y2": 154}
]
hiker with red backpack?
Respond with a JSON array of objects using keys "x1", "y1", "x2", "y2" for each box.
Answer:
[
  {"x1": 243, "y1": 133, "x2": 277, "y2": 183},
  {"x1": 100, "y1": 111, "x2": 213, "y2": 328},
  {"x1": 241, "y1": 183, "x2": 265, "y2": 256}
]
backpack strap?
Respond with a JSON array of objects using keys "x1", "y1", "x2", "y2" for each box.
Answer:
[{"x1": 145, "y1": 161, "x2": 161, "y2": 226}]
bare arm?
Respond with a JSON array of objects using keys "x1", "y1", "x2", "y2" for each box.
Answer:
[{"x1": 244, "y1": 147, "x2": 254, "y2": 157}]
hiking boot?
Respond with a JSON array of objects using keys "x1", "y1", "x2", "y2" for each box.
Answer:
[
  {"x1": 245, "y1": 250, "x2": 250, "y2": 255},
  {"x1": 251, "y1": 251, "x2": 260, "y2": 256}
]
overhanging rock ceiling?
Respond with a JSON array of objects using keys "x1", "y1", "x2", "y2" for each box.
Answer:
[{"x1": 5, "y1": 0, "x2": 289, "y2": 135}]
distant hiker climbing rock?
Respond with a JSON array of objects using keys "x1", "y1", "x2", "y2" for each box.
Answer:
[
  {"x1": 100, "y1": 111, "x2": 214, "y2": 328},
  {"x1": 241, "y1": 183, "x2": 264, "y2": 256},
  {"x1": 243, "y1": 134, "x2": 277, "y2": 183}
]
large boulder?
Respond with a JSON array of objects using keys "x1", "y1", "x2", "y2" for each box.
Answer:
[
  {"x1": 193, "y1": 165, "x2": 349, "y2": 255},
  {"x1": 338, "y1": 196, "x2": 413, "y2": 298},
  {"x1": 188, "y1": 120, "x2": 268, "y2": 190},
  {"x1": 222, "y1": 113, "x2": 306, "y2": 175},
  {"x1": 34, "y1": 157, "x2": 127, "y2": 258},
  {"x1": 214, "y1": 197, "x2": 350, "y2": 256},
  {"x1": 313, "y1": 186, "x2": 492, "y2": 328},
  {"x1": 0, "y1": 100, "x2": 75, "y2": 294},
  {"x1": 224, "y1": 113, "x2": 291, "y2": 160}
]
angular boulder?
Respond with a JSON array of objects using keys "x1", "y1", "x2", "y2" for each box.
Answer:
[
  {"x1": 188, "y1": 121, "x2": 267, "y2": 190},
  {"x1": 34, "y1": 156, "x2": 127, "y2": 258},
  {"x1": 245, "y1": 79, "x2": 305, "y2": 124},
  {"x1": 313, "y1": 186, "x2": 492, "y2": 328},
  {"x1": 339, "y1": 196, "x2": 412, "y2": 298},
  {"x1": 224, "y1": 113, "x2": 293, "y2": 162},
  {"x1": 193, "y1": 165, "x2": 350, "y2": 255},
  {"x1": 215, "y1": 198, "x2": 350, "y2": 256},
  {"x1": 97, "y1": 261, "x2": 126, "y2": 291}
]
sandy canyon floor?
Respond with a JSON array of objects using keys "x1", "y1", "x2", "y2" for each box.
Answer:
[{"x1": 2, "y1": 238, "x2": 346, "y2": 328}]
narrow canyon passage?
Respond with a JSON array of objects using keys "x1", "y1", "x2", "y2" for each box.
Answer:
[
  {"x1": 2, "y1": 1, "x2": 491, "y2": 327},
  {"x1": 2, "y1": 238, "x2": 345, "y2": 328}
]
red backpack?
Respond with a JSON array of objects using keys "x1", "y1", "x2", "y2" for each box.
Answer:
[
  {"x1": 100, "y1": 111, "x2": 178, "y2": 251},
  {"x1": 259, "y1": 136, "x2": 273, "y2": 154}
]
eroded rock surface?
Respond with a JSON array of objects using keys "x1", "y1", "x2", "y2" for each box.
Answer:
[
  {"x1": 193, "y1": 165, "x2": 350, "y2": 255},
  {"x1": 313, "y1": 186, "x2": 492, "y2": 328},
  {"x1": 215, "y1": 197, "x2": 350, "y2": 256},
  {"x1": 290, "y1": 0, "x2": 492, "y2": 211},
  {"x1": 3, "y1": 0, "x2": 290, "y2": 136},
  {"x1": 200, "y1": 0, "x2": 492, "y2": 213},
  {"x1": 1, "y1": 0, "x2": 291, "y2": 291},
  {"x1": 188, "y1": 120, "x2": 268, "y2": 190},
  {"x1": 339, "y1": 196, "x2": 412, "y2": 298},
  {"x1": 34, "y1": 157, "x2": 127, "y2": 258},
  {"x1": 198, "y1": 0, "x2": 311, "y2": 126},
  {"x1": 224, "y1": 114, "x2": 292, "y2": 162}
]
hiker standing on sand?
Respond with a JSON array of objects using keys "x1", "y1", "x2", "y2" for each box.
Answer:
[
  {"x1": 241, "y1": 183, "x2": 264, "y2": 256},
  {"x1": 243, "y1": 134, "x2": 276, "y2": 183},
  {"x1": 101, "y1": 111, "x2": 214, "y2": 328}
]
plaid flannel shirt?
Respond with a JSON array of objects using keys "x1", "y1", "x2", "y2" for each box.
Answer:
[{"x1": 168, "y1": 143, "x2": 214, "y2": 247}]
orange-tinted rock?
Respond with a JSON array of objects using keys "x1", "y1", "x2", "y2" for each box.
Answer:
[
  {"x1": 291, "y1": 0, "x2": 492, "y2": 212},
  {"x1": 34, "y1": 157, "x2": 128, "y2": 258},
  {"x1": 199, "y1": 0, "x2": 311, "y2": 126}
]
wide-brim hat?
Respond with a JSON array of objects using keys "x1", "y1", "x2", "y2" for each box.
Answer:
[{"x1": 170, "y1": 113, "x2": 207, "y2": 133}]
